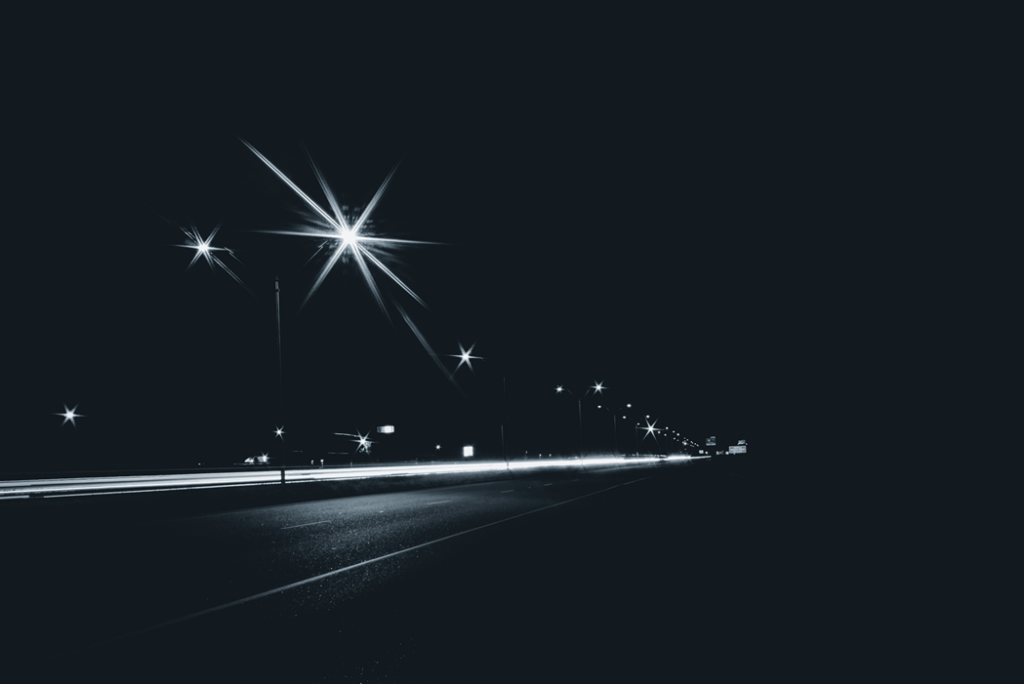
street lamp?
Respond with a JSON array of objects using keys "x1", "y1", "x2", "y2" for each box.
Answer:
[
  {"x1": 173, "y1": 220, "x2": 289, "y2": 475},
  {"x1": 56, "y1": 403, "x2": 84, "y2": 428},
  {"x1": 334, "y1": 431, "x2": 374, "y2": 462},
  {"x1": 170, "y1": 141, "x2": 440, "y2": 479},
  {"x1": 636, "y1": 418, "x2": 664, "y2": 455},
  {"x1": 596, "y1": 402, "x2": 631, "y2": 455},
  {"x1": 555, "y1": 382, "x2": 604, "y2": 458},
  {"x1": 449, "y1": 343, "x2": 510, "y2": 467}
]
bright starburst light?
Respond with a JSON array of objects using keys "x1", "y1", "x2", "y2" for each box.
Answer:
[
  {"x1": 590, "y1": 381, "x2": 605, "y2": 395},
  {"x1": 240, "y1": 140, "x2": 438, "y2": 312},
  {"x1": 334, "y1": 431, "x2": 374, "y2": 454},
  {"x1": 274, "y1": 426, "x2": 285, "y2": 440},
  {"x1": 56, "y1": 403, "x2": 83, "y2": 427},
  {"x1": 450, "y1": 342, "x2": 482, "y2": 373},
  {"x1": 642, "y1": 418, "x2": 660, "y2": 441},
  {"x1": 173, "y1": 222, "x2": 252, "y2": 295}
]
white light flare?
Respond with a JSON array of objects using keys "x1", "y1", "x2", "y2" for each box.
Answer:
[
  {"x1": 354, "y1": 431, "x2": 373, "y2": 453},
  {"x1": 56, "y1": 403, "x2": 83, "y2": 427},
  {"x1": 451, "y1": 342, "x2": 482, "y2": 373},
  {"x1": 394, "y1": 303, "x2": 467, "y2": 398},
  {"x1": 240, "y1": 139, "x2": 437, "y2": 312},
  {"x1": 174, "y1": 223, "x2": 253, "y2": 296},
  {"x1": 275, "y1": 426, "x2": 285, "y2": 440},
  {"x1": 590, "y1": 381, "x2": 606, "y2": 395},
  {"x1": 642, "y1": 419, "x2": 660, "y2": 442}
]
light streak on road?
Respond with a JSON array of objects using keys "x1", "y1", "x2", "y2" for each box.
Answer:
[{"x1": 0, "y1": 455, "x2": 705, "y2": 499}]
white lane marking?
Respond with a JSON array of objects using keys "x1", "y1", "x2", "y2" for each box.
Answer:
[
  {"x1": 425, "y1": 500, "x2": 451, "y2": 506},
  {"x1": 94, "y1": 476, "x2": 651, "y2": 648},
  {"x1": 426, "y1": 480, "x2": 511, "y2": 493},
  {"x1": 500, "y1": 490, "x2": 514, "y2": 494},
  {"x1": 543, "y1": 483, "x2": 553, "y2": 486},
  {"x1": 281, "y1": 520, "x2": 330, "y2": 530}
]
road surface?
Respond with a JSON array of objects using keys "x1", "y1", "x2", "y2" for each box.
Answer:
[{"x1": 1, "y1": 457, "x2": 817, "y2": 682}]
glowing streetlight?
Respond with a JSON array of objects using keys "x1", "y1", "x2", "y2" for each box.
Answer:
[
  {"x1": 334, "y1": 431, "x2": 373, "y2": 456},
  {"x1": 240, "y1": 139, "x2": 437, "y2": 314},
  {"x1": 448, "y1": 342, "x2": 510, "y2": 466},
  {"x1": 56, "y1": 403, "x2": 83, "y2": 428},
  {"x1": 633, "y1": 418, "x2": 664, "y2": 455},
  {"x1": 450, "y1": 342, "x2": 482, "y2": 373},
  {"x1": 173, "y1": 222, "x2": 252, "y2": 295},
  {"x1": 274, "y1": 426, "x2": 285, "y2": 440}
]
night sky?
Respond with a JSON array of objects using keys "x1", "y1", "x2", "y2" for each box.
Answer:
[{"x1": 6, "y1": 12, "x2": 859, "y2": 472}]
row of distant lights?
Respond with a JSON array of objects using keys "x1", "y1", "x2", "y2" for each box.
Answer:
[{"x1": 56, "y1": 378, "x2": 693, "y2": 446}]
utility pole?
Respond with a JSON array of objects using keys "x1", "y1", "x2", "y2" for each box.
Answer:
[
  {"x1": 577, "y1": 399, "x2": 583, "y2": 458},
  {"x1": 276, "y1": 276, "x2": 285, "y2": 484}
]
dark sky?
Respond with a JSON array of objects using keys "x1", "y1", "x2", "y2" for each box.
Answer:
[{"x1": 6, "y1": 12, "x2": 861, "y2": 471}]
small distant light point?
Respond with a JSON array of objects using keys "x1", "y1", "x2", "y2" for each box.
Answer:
[{"x1": 452, "y1": 342, "x2": 481, "y2": 372}]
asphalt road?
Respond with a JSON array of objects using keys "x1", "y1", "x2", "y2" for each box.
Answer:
[{"x1": 1, "y1": 457, "x2": 821, "y2": 682}]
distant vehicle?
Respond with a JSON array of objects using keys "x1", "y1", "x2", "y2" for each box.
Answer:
[{"x1": 244, "y1": 454, "x2": 270, "y2": 465}]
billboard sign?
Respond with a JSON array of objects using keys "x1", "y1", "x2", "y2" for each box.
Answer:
[{"x1": 377, "y1": 425, "x2": 395, "y2": 434}]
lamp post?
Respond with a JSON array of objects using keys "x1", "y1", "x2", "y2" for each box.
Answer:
[
  {"x1": 275, "y1": 276, "x2": 286, "y2": 481},
  {"x1": 449, "y1": 342, "x2": 508, "y2": 466},
  {"x1": 173, "y1": 142, "x2": 433, "y2": 481},
  {"x1": 636, "y1": 417, "x2": 664, "y2": 456},
  {"x1": 596, "y1": 402, "x2": 631, "y2": 455},
  {"x1": 555, "y1": 382, "x2": 605, "y2": 458},
  {"x1": 555, "y1": 386, "x2": 583, "y2": 457}
]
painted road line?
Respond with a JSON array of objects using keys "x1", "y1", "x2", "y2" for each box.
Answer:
[
  {"x1": 85, "y1": 476, "x2": 652, "y2": 651},
  {"x1": 281, "y1": 521, "x2": 330, "y2": 530}
]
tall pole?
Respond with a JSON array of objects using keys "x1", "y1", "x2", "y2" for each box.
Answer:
[
  {"x1": 577, "y1": 399, "x2": 583, "y2": 458},
  {"x1": 613, "y1": 413, "x2": 618, "y2": 455},
  {"x1": 501, "y1": 372, "x2": 507, "y2": 467},
  {"x1": 275, "y1": 276, "x2": 285, "y2": 483}
]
